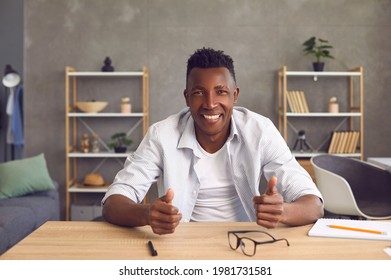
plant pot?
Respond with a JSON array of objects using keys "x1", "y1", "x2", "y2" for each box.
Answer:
[
  {"x1": 114, "y1": 146, "x2": 127, "y2": 153},
  {"x1": 312, "y1": 62, "x2": 325, "y2": 72}
]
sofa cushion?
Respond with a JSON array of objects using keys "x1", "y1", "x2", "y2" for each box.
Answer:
[
  {"x1": 31, "y1": 181, "x2": 60, "y2": 200},
  {"x1": 0, "y1": 227, "x2": 8, "y2": 254},
  {"x1": 0, "y1": 153, "x2": 55, "y2": 199},
  {"x1": 0, "y1": 206, "x2": 36, "y2": 250},
  {"x1": 0, "y1": 195, "x2": 60, "y2": 226}
]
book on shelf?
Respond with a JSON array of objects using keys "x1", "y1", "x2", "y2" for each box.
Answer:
[
  {"x1": 328, "y1": 131, "x2": 341, "y2": 154},
  {"x1": 289, "y1": 90, "x2": 300, "y2": 112},
  {"x1": 328, "y1": 130, "x2": 360, "y2": 154},
  {"x1": 293, "y1": 91, "x2": 304, "y2": 112},
  {"x1": 345, "y1": 131, "x2": 354, "y2": 153},
  {"x1": 337, "y1": 131, "x2": 348, "y2": 153},
  {"x1": 351, "y1": 131, "x2": 360, "y2": 153},
  {"x1": 298, "y1": 91, "x2": 310, "y2": 113},
  {"x1": 286, "y1": 90, "x2": 295, "y2": 112},
  {"x1": 348, "y1": 131, "x2": 360, "y2": 154},
  {"x1": 327, "y1": 132, "x2": 338, "y2": 154},
  {"x1": 286, "y1": 91, "x2": 310, "y2": 113}
]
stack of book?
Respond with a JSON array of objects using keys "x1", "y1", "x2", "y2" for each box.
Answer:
[
  {"x1": 328, "y1": 131, "x2": 360, "y2": 154},
  {"x1": 286, "y1": 90, "x2": 310, "y2": 113}
]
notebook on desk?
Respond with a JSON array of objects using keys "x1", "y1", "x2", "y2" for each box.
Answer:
[{"x1": 308, "y1": 218, "x2": 391, "y2": 241}]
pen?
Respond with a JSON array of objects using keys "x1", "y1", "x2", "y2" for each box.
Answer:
[
  {"x1": 148, "y1": 240, "x2": 158, "y2": 256},
  {"x1": 327, "y1": 225, "x2": 385, "y2": 235}
]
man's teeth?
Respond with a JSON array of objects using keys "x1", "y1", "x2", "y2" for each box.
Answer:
[{"x1": 203, "y1": 114, "x2": 220, "y2": 120}]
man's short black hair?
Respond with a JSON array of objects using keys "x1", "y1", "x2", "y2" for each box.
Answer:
[{"x1": 186, "y1": 47, "x2": 236, "y2": 84}]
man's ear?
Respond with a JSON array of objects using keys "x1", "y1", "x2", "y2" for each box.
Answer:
[
  {"x1": 183, "y1": 90, "x2": 189, "y2": 106},
  {"x1": 233, "y1": 87, "x2": 240, "y2": 104}
]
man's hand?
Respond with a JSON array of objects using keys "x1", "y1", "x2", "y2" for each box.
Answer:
[
  {"x1": 253, "y1": 176, "x2": 284, "y2": 229},
  {"x1": 148, "y1": 188, "x2": 182, "y2": 234}
]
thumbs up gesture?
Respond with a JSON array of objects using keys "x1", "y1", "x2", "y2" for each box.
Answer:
[
  {"x1": 253, "y1": 176, "x2": 284, "y2": 229},
  {"x1": 162, "y1": 187, "x2": 175, "y2": 205},
  {"x1": 148, "y1": 188, "x2": 182, "y2": 235}
]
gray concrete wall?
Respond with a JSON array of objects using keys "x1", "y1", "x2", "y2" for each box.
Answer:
[
  {"x1": 23, "y1": 0, "x2": 391, "y2": 218},
  {"x1": 0, "y1": 0, "x2": 24, "y2": 162}
]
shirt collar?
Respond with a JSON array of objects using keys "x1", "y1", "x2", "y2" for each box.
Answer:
[
  {"x1": 228, "y1": 111, "x2": 239, "y2": 142},
  {"x1": 177, "y1": 111, "x2": 196, "y2": 150}
]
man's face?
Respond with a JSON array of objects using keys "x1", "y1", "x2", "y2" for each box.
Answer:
[{"x1": 184, "y1": 67, "x2": 239, "y2": 142}]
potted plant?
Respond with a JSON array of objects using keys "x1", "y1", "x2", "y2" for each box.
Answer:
[
  {"x1": 107, "y1": 132, "x2": 133, "y2": 153},
  {"x1": 303, "y1": 36, "x2": 334, "y2": 71}
]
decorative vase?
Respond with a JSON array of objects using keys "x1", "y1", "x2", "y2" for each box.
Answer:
[
  {"x1": 121, "y1": 97, "x2": 131, "y2": 113},
  {"x1": 329, "y1": 96, "x2": 339, "y2": 113},
  {"x1": 121, "y1": 103, "x2": 131, "y2": 113},
  {"x1": 114, "y1": 146, "x2": 127, "y2": 153},
  {"x1": 312, "y1": 62, "x2": 325, "y2": 72}
]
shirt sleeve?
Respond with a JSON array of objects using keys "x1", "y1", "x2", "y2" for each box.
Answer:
[
  {"x1": 260, "y1": 119, "x2": 323, "y2": 203},
  {"x1": 102, "y1": 125, "x2": 163, "y2": 204}
]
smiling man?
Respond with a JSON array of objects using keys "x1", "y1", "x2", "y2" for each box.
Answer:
[{"x1": 102, "y1": 47, "x2": 324, "y2": 234}]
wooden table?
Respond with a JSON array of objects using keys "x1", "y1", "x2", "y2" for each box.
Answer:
[{"x1": 1, "y1": 221, "x2": 390, "y2": 260}]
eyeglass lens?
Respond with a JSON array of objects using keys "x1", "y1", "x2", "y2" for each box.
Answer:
[
  {"x1": 228, "y1": 234, "x2": 258, "y2": 256},
  {"x1": 239, "y1": 237, "x2": 256, "y2": 256},
  {"x1": 228, "y1": 233, "x2": 239, "y2": 250}
]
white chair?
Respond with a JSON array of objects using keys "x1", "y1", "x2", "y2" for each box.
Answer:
[{"x1": 311, "y1": 154, "x2": 391, "y2": 219}]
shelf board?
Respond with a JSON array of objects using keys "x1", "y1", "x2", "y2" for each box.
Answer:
[
  {"x1": 292, "y1": 151, "x2": 361, "y2": 158},
  {"x1": 67, "y1": 71, "x2": 144, "y2": 77},
  {"x1": 67, "y1": 112, "x2": 145, "y2": 117},
  {"x1": 285, "y1": 112, "x2": 361, "y2": 117},
  {"x1": 285, "y1": 71, "x2": 361, "y2": 77},
  {"x1": 68, "y1": 152, "x2": 131, "y2": 158},
  {"x1": 69, "y1": 185, "x2": 108, "y2": 193}
]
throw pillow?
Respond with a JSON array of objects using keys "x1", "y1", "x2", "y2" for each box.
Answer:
[{"x1": 0, "y1": 153, "x2": 55, "y2": 199}]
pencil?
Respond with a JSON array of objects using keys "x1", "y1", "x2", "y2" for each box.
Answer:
[{"x1": 327, "y1": 225, "x2": 385, "y2": 235}]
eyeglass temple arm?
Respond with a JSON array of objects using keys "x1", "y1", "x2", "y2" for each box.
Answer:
[{"x1": 255, "y1": 238, "x2": 290, "y2": 246}]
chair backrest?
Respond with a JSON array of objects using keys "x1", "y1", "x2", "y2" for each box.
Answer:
[
  {"x1": 311, "y1": 154, "x2": 391, "y2": 219},
  {"x1": 311, "y1": 155, "x2": 363, "y2": 217}
]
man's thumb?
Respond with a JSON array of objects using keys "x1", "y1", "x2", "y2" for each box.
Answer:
[
  {"x1": 163, "y1": 188, "x2": 174, "y2": 204},
  {"x1": 265, "y1": 176, "x2": 278, "y2": 195}
]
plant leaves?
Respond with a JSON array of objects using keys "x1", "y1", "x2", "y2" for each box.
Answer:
[{"x1": 302, "y1": 36, "x2": 334, "y2": 60}]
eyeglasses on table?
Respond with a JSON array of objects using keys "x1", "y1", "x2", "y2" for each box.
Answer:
[{"x1": 228, "y1": 230, "x2": 290, "y2": 257}]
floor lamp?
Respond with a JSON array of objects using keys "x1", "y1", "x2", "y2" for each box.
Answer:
[{"x1": 2, "y1": 64, "x2": 21, "y2": 161}]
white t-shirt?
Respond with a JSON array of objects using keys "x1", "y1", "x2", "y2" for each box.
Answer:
[{"x1": 190, "y1": 141, "x2": 248, "y2": 222}]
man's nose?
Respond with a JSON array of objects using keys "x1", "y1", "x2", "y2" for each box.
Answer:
[{"x1": 204, "y1": 92, "x2": 216, "y2": 109}]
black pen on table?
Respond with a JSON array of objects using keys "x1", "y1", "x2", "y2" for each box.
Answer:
[{"x1": 148, "y1": 240, "x2": 158, "y2": 256}]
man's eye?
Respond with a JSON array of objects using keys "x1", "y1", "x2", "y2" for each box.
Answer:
[
  {"x1": 217, "y1": 90, "x2": 228, "y2": 95},
  {"x1": 193, "y1": 91, "x2": 203, "y2": 95}
]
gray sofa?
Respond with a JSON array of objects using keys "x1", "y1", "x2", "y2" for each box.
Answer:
[{"x1": 0, "y1": 182, "x2": 60, "y2": 255}]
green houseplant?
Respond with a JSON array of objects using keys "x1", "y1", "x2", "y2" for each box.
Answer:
[
  {"x1": 108, "y1": 132, "x2": 133, "y2": 153},
  {"x1": 303, "y1": 37, "x2": 334, "y2": 71}
]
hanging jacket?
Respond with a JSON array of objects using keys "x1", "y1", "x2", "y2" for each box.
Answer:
[{"x1": 6, "y1": 84, "x2": 24, "y2": 147}]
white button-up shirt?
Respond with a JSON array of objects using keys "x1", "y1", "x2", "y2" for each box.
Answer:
[{"x1": 102, "y1": 107, "x2": 322, "y2": 222}]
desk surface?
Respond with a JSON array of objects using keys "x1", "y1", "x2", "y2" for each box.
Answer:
[{"x1": 1, "y1": 221, "x2": 390, "y2": 260}]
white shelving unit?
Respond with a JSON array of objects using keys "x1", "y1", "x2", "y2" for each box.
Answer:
[
  {"x1": 285, "y1": 112, "x2": 361, "y2": 117},
  {"x1": 65, "y1": 66, "x2": 149, "y2": 220},
  {"x1": 67, "y1": 112, "x2": 145, "y2": 117},
  {"x1": 277, "y1": 66, "x2": 364, "y2": 179},
  {"x1": 291, "y1": 151, "x2": 360, "y2": 158},
  {"x1": 67, "y1": 71, "x2": 144, "y2": 77},
  {"x1": 67, "y1": 152, "x2": 130, "y2": 158}
]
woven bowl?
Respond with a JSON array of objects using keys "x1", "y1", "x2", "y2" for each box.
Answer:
[{"x1": 76, "y1": 101, "x2": 108, "y2": 113}]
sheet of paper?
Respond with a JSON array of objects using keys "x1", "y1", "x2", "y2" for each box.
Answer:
[{"x1": 308, "y1": 218, "x2": 391, "y2": 241}]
